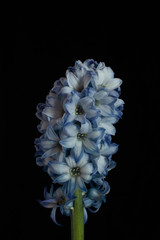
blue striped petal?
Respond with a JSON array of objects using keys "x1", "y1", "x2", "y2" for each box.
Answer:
[
  {"x1": 50, "y1": 208, "x2": 62, "y2": 226},
  {"x1": 46, "y1": 126, "x2": 59, "y2": 141},
  {"x1": 48, "y1": 162, "x2": 69, "y2": 175},
  {"x1": 83, "y1": 208, "x2": 88, "y2": 224},
  {"x1": 54, "y1": 173, "x2": 70, "y2": 183},
  {"x1": 87, "y1": 128, "x2": 105, "y2": 142},
  {"x1": 60, "y1": 137, "x2": 76, "y2": 148},
  {"x1": 39, "y1": 199, "x2": 57, "y2": 208}
]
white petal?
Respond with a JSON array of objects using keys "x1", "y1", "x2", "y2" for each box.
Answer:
[
  {"x1": 76, "y1": 177, "x2": 87, "y2": 192},
  {"x1": 63, "y1": 113, "x2": 75, "y2": 124},
  {"x1": 94, "y1": 90, "x2": 108, "y2": 100},
  {"x1": 98, "y1": 67, "x2": 114, "y2": 83},
  {"x1": 60, "y1": 86, "x2": 72, "y2": 95},
  {"x1": 86, "y1": 109, "x2": 98, "y2": 119},
  {"x1": 42, "y1": 107, "x2": 60, "y2": 118},
  {"x1": 64, "y1": 124, "x2": 78, "y2": 137},
  {"x1": 66, "y1": 71, "x2": 79, "y2": 90},
  {"x1": 43, "y1": 157, "x2": 53, "y2": 166},
  {"x1": 83, "y1": 139, "x2": 98, "y2": 154},
  {"x1": 83, "y1": 73, "x2": 91, "y2": 88},
  {"x1": 60, "y1": 137, "x2": 76, "y2": 148},
  {"x1": 75, "y1": 114, "x2": 86, "y2": 123},
  {"x1": 80, "y1": 120, "x2": 92, "y2": 134},
  {"x1": 47, "y1": 97, "x2": 59, "y2": 107},
  {"x1": 54, "y1": 173, "x2": 71, "y2": 183},
  {"x1": 99, "y1": 121, "x2": 116, "y2": 135},
  {"x1": 77, "y1": 152, "x2": 89, "y2": 168},
  {"x1": 65, "y1": 102, "x2": 76, "y2": 115},
  {"x1": 99, "y1": 96, "x2": 116, "y2": 105},
  {"x1": 102, "y1": 116, "x2": 118, "y2": 124},
  {"x1": 87, "y1": 128, "x2": 104, "y2": 141},
  {"x1": 56, "y1": 151, "x2": 64, "y2": 162},
  {"x1": 40, "y1": 121, "x2": 48, "y2": 131},
  {"x1": 47, "y1": 127, "x2": 59, "y2": 141},
  {"x1": 68, "y1": 177, "x2": 76, "y2": 195},
  {"x1": 79, "y1": 97, "x2": 93, "y2": 111},
  {"x1": 42, "y1": 148, "x2": 59, "y2": 158},
  {"x1": 114, "y1": 98, "x2": 124, "y2": 108},
  {"x1": 98, "y1": 104, "x2": 112, "y2": 116},
  {"x1": 97, "y1": 61, "x2": 105, "y2": 70},
  {"x1": 81, "y1": 173, "x2": 92, "y2": 181},
  {"x1": 81, "y1": 163, "x2": 93, "y2": 174},
  {"x1": 83, "y1": 208, "x2": 88, "y2": 224},
  {"x1": 97, "y1": 156, "x2": 107, "y2": 175},
  {"x1": 40, "y1": 140, "x2": 57, "y2": 149},
  {"x1": 73, "y1": 140, "x2": 83, "y2": 159},
  {"x1": 65, "y1": 156, "x2": 76, "y2": 168},
  {"x1": 105, "y1": 78, "x2": 122, "y2": 91},
  {"x1": 100, "y1": 142, "x2": 118, "y2": 155},
  {"x1": 49, "y1": 162, "x2": 70, "y2": 175}
]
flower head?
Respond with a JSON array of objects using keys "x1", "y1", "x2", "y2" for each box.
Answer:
[{"x1": 35, "y1": 59, "x2": 124, "y2": 225}]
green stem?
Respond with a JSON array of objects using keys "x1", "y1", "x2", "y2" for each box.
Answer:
[{"x1": 71, "y1": 188, "x2": 84, "y2": 240}]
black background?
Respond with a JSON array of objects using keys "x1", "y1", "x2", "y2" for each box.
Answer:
[{"x1": 1, "y1": 7, "x2": 159, "y2": 240}]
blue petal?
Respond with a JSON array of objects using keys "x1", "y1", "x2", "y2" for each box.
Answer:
[
  {"x1": 63, "y1": 123, "x2": 78, "y2": 137},
  {"x1": 98, "y1": 104, "x2": 113, "y2": 116},
  {"x1": 50, "y1": 208, "x2": 62, "y2": 226},
  {"x1": 67, "y1": 177, "x2": 76, "y2": 196},
  {"x1": 79, "y1": 97, "x2": 93, "y2": 110},
  {"x1": 36, "y1": 157, "x2": 44, "y2": 167},
  {"x1": 75, "y1": 114, "x2": 86, "y2": 124},
  {"x1": 77, "y1": 151, "x2": 89, "y2": 167},
  {"x1": 100, "y1": 142, "x2": 119, "y2": 156},
  {"x1": 65, "y1": 101, "x2": 76, "y2": 115},
  {"x1": 63, "y1": 113, "x2": 75, "y2": 125},
  {"x1": 60, "y1": 137, "x2": 76, "y2": 148},
  {"x1": 41, "y1": 148, "x2": 59, "y2": 158},
  {"x1": 84, "y1": 208, "x2": 88, "y2": 224},
  {"x1": 83, "y1": 198, "x2": 94, "y2": 208},
  {"x1": 72, "y1": 140, "x2": 83, "y2": 160},
  {"x1": 46, "y1": 126, "x2": 59, "y2": 141},
  {"x1": 80, "y1": 120, "x2": 92, "y2": 134},
  {"x1": 54, "y1": 173, "x2": 70, "y2": 183},
  {"x1": 96, "y1": 156, "x2": 108, "y2": 176},
  {"x1": 48, "y1": 162, "x2": 69, "y2": 175},
  {"x1": 66, "y1": 71, "x2": 79, "y2": 90},
  {"x1": 87, "y1": 128, "x2": 105, "y2": 142},
  {"x1": 99, "y1": 121, "x2": 116, "y2": 135},
  {"x1": 42, "y1": 107, "x2": 60, "y2": 118},
  {"x1": 86, "y1": 109, "x2": 99, "y2": 120},
  {"x1": 59, "y1": 86, "x2": 72, "y2": 95},
  {"x1": 65, "y1": 91, "x2": 80, "y2": 115},
  {"x1": 88, "y1": 207, "x2": 100, "y2": 213},
  {"x1": 80, "y1": 163, "x2": 93, "y2": 175},
  {"x1": 40, "y1": 140, "x2": 56, "y2": 149},
  {"x1": 65, "y1": 155, "x2": 76, "y2": 168},
  {"x1": 44, "y1": 185, "x2": 54, "y2": 199},
  {"x1": 39, "y1": 199, "x2": 57, "y2": 208},
  {"x1": 105, "y1": 78, "x2": 122, "y2": 91},
  {"x1": 76, "y1": 177, "x2": 87, "y2": 192},
  {"x1": 83, "y1": 139, "x2": 99, "y2": 154}
]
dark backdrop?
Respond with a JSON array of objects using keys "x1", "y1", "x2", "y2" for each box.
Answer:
[{"x1": 2, "y1": 9, "x2": 159, "y2": 240}]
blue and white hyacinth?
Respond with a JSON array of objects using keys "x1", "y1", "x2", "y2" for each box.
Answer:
[{"x1": 35, "y1": 59, "x2": 124, "y2": 225}]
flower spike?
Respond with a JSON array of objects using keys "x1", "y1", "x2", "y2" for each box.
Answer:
[{"x1": 35, "y1": 59, "x2": 124, "y2": 230}]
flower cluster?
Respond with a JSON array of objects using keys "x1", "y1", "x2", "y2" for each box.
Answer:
[{"x1": 35, "y1": 59, "x2": 124, "y2": 225}]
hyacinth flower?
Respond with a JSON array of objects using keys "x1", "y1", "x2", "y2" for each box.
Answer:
[
  {"x1": 48, "y1": 152, "x2": 94, "y2": 197},
  {"x1": 38, "y1": 185, "x2": 75, "y2": 226},
  {"x1": 35, "y1": 59, "x2": 124, "y2": 240}
]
